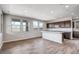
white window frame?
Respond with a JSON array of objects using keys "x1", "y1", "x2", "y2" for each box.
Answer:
[
  {"x1": 33, "y1": 21, "x2": 43, "y2": 29},
  {"x1": 11, "y1": 19, "x2": 28, "y2": 33}
]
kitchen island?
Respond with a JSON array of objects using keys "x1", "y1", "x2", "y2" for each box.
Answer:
[
  {"x1": 42, "y1": 28, "x2": 72, "y2": 44},
  {"x1": 42, "y1": 30, "x2": 63, "y2": 44}
]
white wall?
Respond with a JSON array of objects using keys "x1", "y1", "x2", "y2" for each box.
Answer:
[
  {"x1": 3, "y1": 14, "x2": 46, "y2": 42},
  {"x1": 0, "y1": 33, "x2": 3, "y2": 49},
  {"x1": 0, "y1": 14, "x2": 1, "y2": 33},
  {"x1": 0, "y1": 9, "x2": 3, "y2": 49}
]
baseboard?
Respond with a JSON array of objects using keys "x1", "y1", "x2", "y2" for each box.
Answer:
[{"x1": 3, "y1": 36, "x2": 41, "y2": 43}]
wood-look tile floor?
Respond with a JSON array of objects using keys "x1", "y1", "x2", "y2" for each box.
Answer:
[{"x1": 0, "y1": 38, "x2": 79, "y2": 54}]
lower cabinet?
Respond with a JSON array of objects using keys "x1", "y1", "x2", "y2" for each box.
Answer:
[
  {"x1": 63, "y1": 32, "x2": 70, "y2": 39},
  {"x1": 73, "y1": 31, "x2": 79, "y2": 38}
]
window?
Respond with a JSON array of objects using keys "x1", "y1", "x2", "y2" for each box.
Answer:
[
  {"x1": 39, "y1": 22, "x2": 43, "y2": 28},
  {"x1": 76, "y1": 21, "x2": 79, "y2": 28},
  {"x1": 11, "y1": 19, "x2": 28, "y2": 32},
  {"x1": 11, "y1": 19, "x2": 21, "y2": 32},
  {"x1": 33, "y1": 21, "x2": 39, "y2": 28},
  {"x1": 33, "y1": 21, "x2": 43, "y2": 29},
  {"x1": 22, "y1": 20, "x2": 28, "y2": 32}
]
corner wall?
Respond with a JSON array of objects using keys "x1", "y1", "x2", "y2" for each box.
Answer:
[{"x1": 0, "y1": 9, "x2": 3, "y2": 49}]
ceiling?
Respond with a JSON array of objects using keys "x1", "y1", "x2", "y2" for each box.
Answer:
[{"x1": 0, "y1": 4, "x2": 79, "y2": 21}]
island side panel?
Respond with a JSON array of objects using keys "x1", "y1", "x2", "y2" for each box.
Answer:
[{"x1": 42, "y1": 31, "x2": 63, "y2": 44}]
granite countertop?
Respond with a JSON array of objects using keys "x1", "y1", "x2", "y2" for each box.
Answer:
[
  {"x1": 42, "y1": 29, "x2": 71, "y2": 33},
  {"x1": 42, "y1": 28, "x2": 72, "y2": 33},
  {"x1": 41, "y1": 30, "x2": 63, "y2": 33}
]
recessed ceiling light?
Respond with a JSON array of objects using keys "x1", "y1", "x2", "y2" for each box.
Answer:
[
  {"x1": 50, "y1": 11, "x2": 54, "y2": 14},
  {"x1": 65, "y1": 5, "x2": 69, "y2": 8}
]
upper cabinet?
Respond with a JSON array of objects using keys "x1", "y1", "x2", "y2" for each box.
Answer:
[{"x1": 47, "y1": 21, "x2": 71, "y2": 28}]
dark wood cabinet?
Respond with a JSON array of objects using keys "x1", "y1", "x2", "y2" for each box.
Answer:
[
  {"x1": 63, "y1": 33, "x2": 71, "y2": 39},
  {"x1": 73, "y1": 31, "x2": 79, "y2": 38},
  {"x1": 47, "y1": 21, "x2": 71, "y2": 28}
]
